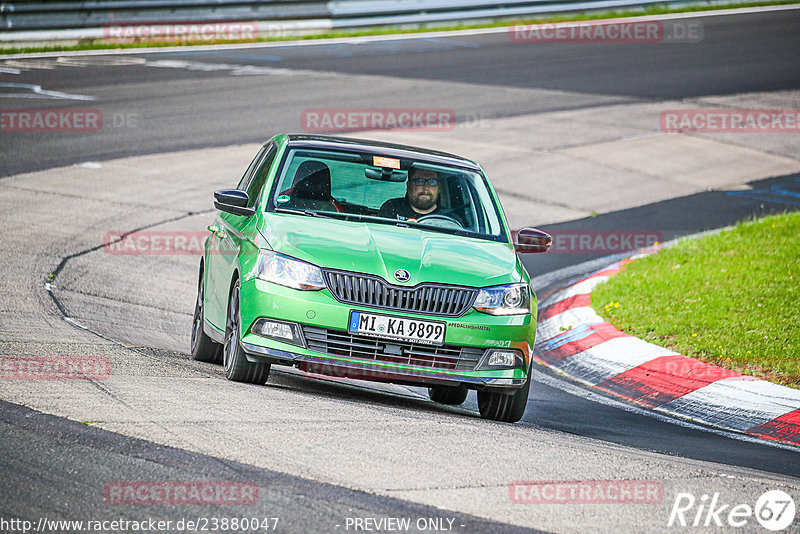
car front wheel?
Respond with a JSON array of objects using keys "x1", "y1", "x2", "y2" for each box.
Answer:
[
  {"x1": 477, "y1": 372, "x2": 531, "y2": 423},
  {"x1": 223, "y1": 280, "x2": 270, "y2": 385},
  {"x1": 190, "y1": 270, "x2": 222, "y2": 364}
]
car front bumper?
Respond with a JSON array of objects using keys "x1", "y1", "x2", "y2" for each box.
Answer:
[{"x1": 236, "y1": 277, "x2": 537, "y2": 390}]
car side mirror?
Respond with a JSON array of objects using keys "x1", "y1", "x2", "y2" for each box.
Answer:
[
  {"x1": 514, "y1": 227, "x2": 551, "y2": 253},
  {"x1": 214, "y1": 189, "x2": 255, "y2": 217}
]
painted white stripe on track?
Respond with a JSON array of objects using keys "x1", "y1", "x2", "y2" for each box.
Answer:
[
  {"x1": 539, "y1": 275, "x2": 609, "y2": 308},
  {"x1": 0, "y1": 82, "x2": 95, "y2": 101},
  {"x1": 530, "y1": 367, "x2": 800, "y2": 451},
  {"x1": 659, "y1": 377, "x2": 800, "y2": 431},
  {"x1": 536, "y1": 306, "x2": 603, "y2": 342},
  {"x1": 558, "y1": 336, "x2": 678, "y2": 385}
]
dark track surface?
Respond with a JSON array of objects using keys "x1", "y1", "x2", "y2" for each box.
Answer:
[
  {"x1": 217, "y1": 11, "x2": 800, "y2": 98},
  {"x1": 528, "y1": 368, "x2": 800, "y2": 477},
  {"x1": 1, "y1": 10, "x2": 799, "y2": 176}
]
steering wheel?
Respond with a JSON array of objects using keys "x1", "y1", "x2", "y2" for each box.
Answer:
[
  {"x1": 416, "y1": 213, "x2": 464, "y2": 229},
  {"x1": 434, "y1": 202, "x2": 468, "y2": 217}
]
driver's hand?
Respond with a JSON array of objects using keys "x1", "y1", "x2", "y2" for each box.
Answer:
[{"x1": 407, "y1": 218, "x2": 418, "y2": 223}]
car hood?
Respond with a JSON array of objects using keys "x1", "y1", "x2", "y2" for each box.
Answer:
[{"x1": 262, "y1": 213, "x2": 523, "y2": 288}]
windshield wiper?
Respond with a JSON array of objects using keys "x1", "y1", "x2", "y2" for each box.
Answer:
[
  {"x1": 275, "y1": 208, "x2": 333, "y2": 219},
  {"x1": 274, "y1": 208, "x2": 472, "y2": 237},
  {"x1": 279, "y1": 209, "x2": 388, "y2": 225}
]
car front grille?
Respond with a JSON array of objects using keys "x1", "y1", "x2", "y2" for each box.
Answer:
[
  {"x1": 323, "y1": 270, "x2": 477, "y2": 317},
  {"x1": 302, "y1": 326, "x2": 483, "y2": 371}
]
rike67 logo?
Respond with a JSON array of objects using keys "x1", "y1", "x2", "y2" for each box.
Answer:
[{"x1": 668, "y1": 490, "x2": 795, "y2": 531}]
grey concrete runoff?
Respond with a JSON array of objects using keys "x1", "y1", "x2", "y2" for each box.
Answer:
[
  {"x1": 0, "y1": 400, "x2": 543, "y2": 534},
  {"x1": 1, "y1": 82, "x2": 799, "y2": 532}
]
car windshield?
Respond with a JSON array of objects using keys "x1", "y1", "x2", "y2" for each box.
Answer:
[{"x1": 267, "y1": 147, "x2": 507, "y2": 242}]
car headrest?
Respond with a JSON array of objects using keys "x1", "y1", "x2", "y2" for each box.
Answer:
[{"x1": 293, "y1": 160, "x2": 331, "y2": 201}]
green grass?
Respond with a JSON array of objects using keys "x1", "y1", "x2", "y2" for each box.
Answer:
[
  {"x1": 592, "y1": 212, "x2": 800, "y2": 388},
  {"x1": 2, "y1": 0, "x2": 797, "y2": 55}
]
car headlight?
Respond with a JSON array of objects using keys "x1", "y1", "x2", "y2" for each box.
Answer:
[
  {"x1": 473, "y1": 283, "x2": 531, "y2": 316},
  {"x1": 256, "y1": 250, "x2": 326, "y2": 290}
]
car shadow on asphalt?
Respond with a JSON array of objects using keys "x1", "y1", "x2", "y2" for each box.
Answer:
[{"x1": 267, "y1": 368, "x2": 482, "y2": 420}]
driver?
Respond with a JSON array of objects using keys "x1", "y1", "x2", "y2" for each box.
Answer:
[{"x1": 378, "y1": 168, "x2": 442, "y2": 222}]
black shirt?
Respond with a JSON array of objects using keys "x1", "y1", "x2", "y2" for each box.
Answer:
[{"x1": 377, "y1": 197, "x2": 441, "y2": 221}]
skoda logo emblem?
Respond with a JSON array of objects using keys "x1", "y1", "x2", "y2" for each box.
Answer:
[{"x1": 394, "y1": 269, "x2": 411, "y2": 283}]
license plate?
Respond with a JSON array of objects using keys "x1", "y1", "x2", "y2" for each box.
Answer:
[{"x1": 348, "y1": 311, "x2": 446, "y2": 346}]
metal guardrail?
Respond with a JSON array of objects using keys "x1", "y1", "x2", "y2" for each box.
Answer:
[
  {"x1": 1, "y1": 1, "x2": 329, "y2": 31},
  {"x1": 331, "y1": 0, "x2": 637, "y2": 16},
  {"x1": 329, "y1": 0, "x2": 677, "y2": 27},
  {"x1": 0, "y1": 0, "x2": 719, "y2": 37}
]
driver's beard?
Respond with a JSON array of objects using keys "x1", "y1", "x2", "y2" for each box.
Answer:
[{"x1": 410, "y1": 193, "x2": 436, "y2": 211}]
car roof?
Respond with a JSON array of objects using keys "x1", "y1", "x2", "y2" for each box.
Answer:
[{"x1": 282, "y1": 134, "x2": 482, "y2": 172}]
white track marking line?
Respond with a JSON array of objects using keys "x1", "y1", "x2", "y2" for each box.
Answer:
[
  {"x1": 559, "y1": 336, "x2": 678, "y2": 385},
  {"x1": 539, "y1": 275, "x2": 610, "y2": 308},
  {"x1": 537, "y1": 306, "x2": 604, "y2": 342},
  {"x1": 661, "y1": 378, "x2": 800, "y2": 431},
  {"x1": 0, "y1": 82, "x2": 95, "y2": 101}
]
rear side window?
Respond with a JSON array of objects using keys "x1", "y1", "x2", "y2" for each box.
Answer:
[{"x1": 245, "y1": 145, "x2": 277, "y2": 208}]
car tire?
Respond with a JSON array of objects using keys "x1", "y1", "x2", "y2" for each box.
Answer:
[
  {"x1": 428, "y1": 385, "x2": 468, "y2": 405},
  {"x1": 190, "y1": 270, "x2": 222, "y2": 364},
  {"x1": 477, "y1": 372, "x2": 531, "y2": 423},
  {"x1": 223, "y1": 280, "x2": 270, "y2": 385}
]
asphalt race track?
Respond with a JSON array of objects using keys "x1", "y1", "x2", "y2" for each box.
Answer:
[
  {"x1": 1, "y1": 7, "x2": 799, "y2": 533},
  {"x1": 2, "y1": 9, "x2": 800, "y2": 176}
]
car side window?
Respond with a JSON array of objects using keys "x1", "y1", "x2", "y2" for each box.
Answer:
[
  {"x1": 236, "y1": 147, "x2": 267, "y2": 191},
  {"x1": 245, "y1": 145, "x2": 277, "y2": 208}
]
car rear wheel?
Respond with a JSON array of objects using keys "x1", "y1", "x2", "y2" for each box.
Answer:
[
  {"x1": 477, "y1": 372, "x2": 530, "y2": 423},
  {"x1": 223, "y1": 280, "x2": 270, "y2": 385},
  {"x1": 428, "y1": 385, "x2": 468, "y2": 405},
  {"x1": 190, "y1": 271, "x2": 222, "y2": 364}
]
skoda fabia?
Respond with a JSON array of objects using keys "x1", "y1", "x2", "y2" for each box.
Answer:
[{"x1": 191, "y1": 134, "x2": 550, "y2": 422}]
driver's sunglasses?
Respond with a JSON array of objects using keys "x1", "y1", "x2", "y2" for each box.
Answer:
[{"x1": 412, "y1": 178, "x2": 439, "y2": 187}]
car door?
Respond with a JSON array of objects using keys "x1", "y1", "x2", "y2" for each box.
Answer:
[
  {"x1": 204, "y1": 146, "x2": 266, "y2": 330},
  {"x1": 206, "y1": 144, "x2": 278, "y2": 329}
]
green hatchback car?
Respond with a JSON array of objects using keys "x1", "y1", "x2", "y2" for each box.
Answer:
[{"x1": 191, "y1": 134, "x2": 550, "y2": 422}]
